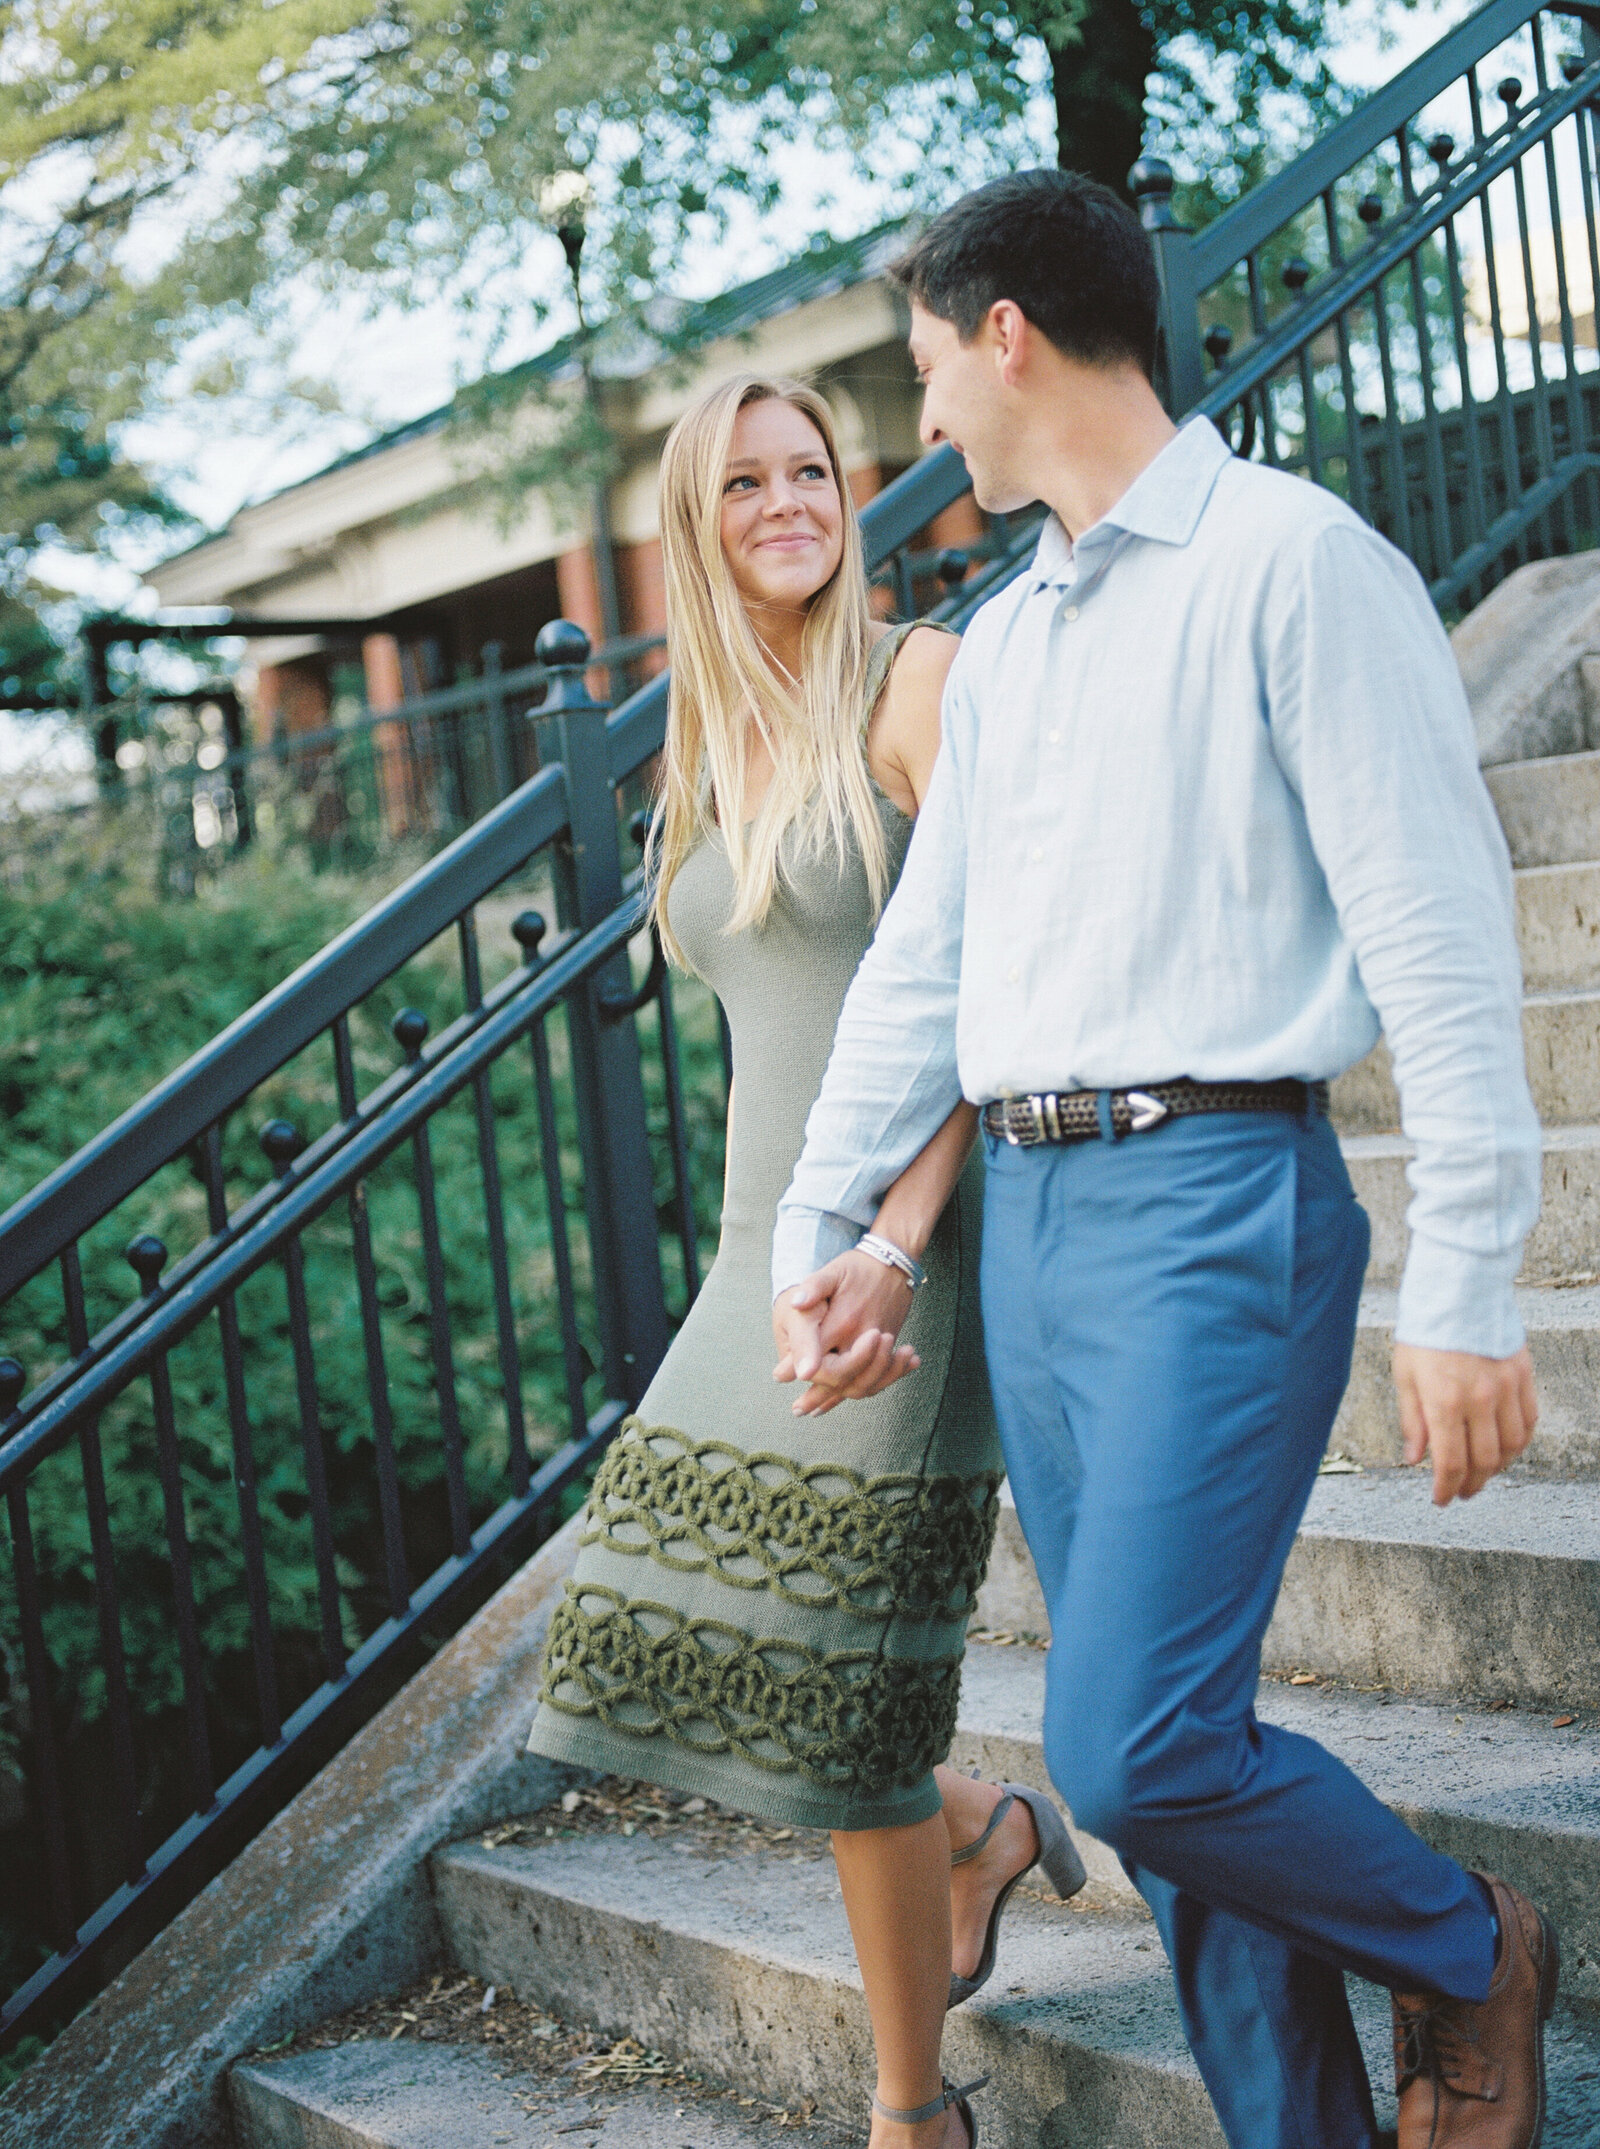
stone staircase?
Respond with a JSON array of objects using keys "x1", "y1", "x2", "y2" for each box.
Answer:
[{"x1": 226, "y1": 741, "x2": 1600, "y2": 2144}]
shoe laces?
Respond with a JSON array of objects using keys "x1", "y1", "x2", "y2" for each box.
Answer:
[{"x1": 1396, "y1": 1992, "x2": 1487, "y2": 2097}]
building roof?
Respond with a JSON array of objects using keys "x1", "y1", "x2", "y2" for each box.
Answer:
[{"x1": 262, "y1": 221, "x2": 910, "y2": 504}]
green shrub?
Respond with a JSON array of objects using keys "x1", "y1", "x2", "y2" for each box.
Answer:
[{"x1": 0, "y1": 845, "x2": 726, "y2": 2018}]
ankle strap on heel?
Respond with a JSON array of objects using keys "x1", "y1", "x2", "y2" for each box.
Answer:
[
  {"x1": 949, "y1": 1792, "x2": 1015, "y2": 1868},
  {"x1": 872, "y1": 2075, "x2": 990, "y2": 2125}
]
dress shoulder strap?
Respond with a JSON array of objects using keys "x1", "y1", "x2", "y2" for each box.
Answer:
[{"x1": 860, "y1": 618, "x2": 957, "y2": 739}]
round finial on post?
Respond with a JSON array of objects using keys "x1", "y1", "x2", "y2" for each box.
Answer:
[
  {"x1": 535, "y1": 619, "x2": 593, "y2": 672},
  {"x1": 0, "y1": 1358, "x2": 26, "y2": 1417},
  {"x1": 1128, "y1": 156, "x2": 1178, "y2": 230},
  {"x1": 534, "y1": 618, "x2": 604, "y2": 716},
  {"x1": 1427, "y1": 132, "x2": 1455, "y2": 169},
  {"x1": 1282, "y1": 257, "x2": 1311, "y2": 296},
  {"x1": 125, "y1": 1234, "x2": 168, "y2": 1296},
  {"x1": 935, "y1": 549, "x2": 969, "y2": 588},
  {"x1": 258, "y1": 1119, "x2": 303, "y2": 1174},
  {"x1": 391, "y1": 1008, "x2": 429, "y2": 1062},
  {"x1": 511, "y1": 911, "x2": 548, "y2": 964},
  {"x1": 1499, "y1": 76, "x2": 1523, "y2": 108},
  {"x1": 1203, "y1": 324, "x2": 1234, "y2": 366},
  {"x1": 1358, "y1": 192, "x2": 1384, "y2": 229}
]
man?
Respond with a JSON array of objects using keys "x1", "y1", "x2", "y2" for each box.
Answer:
[{"x1": 771, "y1": 169, "x2": 1554, "y2": 2149}]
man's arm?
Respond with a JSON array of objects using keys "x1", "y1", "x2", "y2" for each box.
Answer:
[
  {"x1": 776, "y1": 1100, "x2": 978, "y2": 1414},
  {"x1": 771, "y1": 666, "x2": 973, "y2": 1378},
  {"x1": 1271, "y1": 522, "x2": 1542, "y2": 1502}
]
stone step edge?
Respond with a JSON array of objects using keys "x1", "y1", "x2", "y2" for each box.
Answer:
[
  {"x1": 950, "y1": 1641, "x2": 1600, "y2": 2010},
  {"x1": 1341, "y1": 1120, "x2": 1600, "y2": 1161},
  {"x1": 1340, "y1": 1286, "x2": 1600, "y2": 1478},
  {"x1": 430, "y1": 1831, "x2": 1600, "y2": 2145},
  {"x1": 229, "y1": 2038, "x2": 855, "y2": 2149},
  {"x1": 429, "y1": 1832, "x2": 1236, "y2": 2146},
  {"x1": 975, "y1": 1473, "x2": 1600, "y2": 1709}
]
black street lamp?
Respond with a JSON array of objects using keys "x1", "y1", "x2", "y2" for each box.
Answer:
[{"x1": 540, "y1": 173, "x2": 625, "y2": 669}]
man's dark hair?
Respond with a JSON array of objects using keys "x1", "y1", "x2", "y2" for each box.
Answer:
[{"x1": 890, "y1": 169, "x2": 1160, "y2": 380}]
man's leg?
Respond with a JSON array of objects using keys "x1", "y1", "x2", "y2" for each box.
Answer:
[{"x1": 980, "y1": 1112, "x2": 1496, "y2": 2148}]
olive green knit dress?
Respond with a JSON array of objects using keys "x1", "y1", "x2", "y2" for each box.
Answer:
[{"x1": 528, "y1": 626, "x2": 1001, "y2": 1831}]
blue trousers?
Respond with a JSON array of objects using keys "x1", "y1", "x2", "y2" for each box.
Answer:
[{"x1": 979, "y1": 1109, "x2": 1497, "y2": 2149}]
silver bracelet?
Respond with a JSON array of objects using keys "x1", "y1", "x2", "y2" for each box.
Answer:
[{"x1": 856, "y1": 1232, "x2": 926, "y2": 1292}]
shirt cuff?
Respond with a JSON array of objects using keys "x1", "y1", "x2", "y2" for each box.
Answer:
[
  {"x1": 1393, "y1": 1235, "x2": 1526, "y2": 1358},
  {"x1": 772, "y1": 1207, "x2": 864, "y2": 1302}
]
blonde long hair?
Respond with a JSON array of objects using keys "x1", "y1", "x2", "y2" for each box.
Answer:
[{"x1": 649, "y1": 373, "x2": 886, "y2": 969}]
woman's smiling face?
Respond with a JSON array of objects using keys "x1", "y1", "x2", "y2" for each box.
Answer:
[{"x1": 719, "y1": 396, "x2": 845, "y2": 617}]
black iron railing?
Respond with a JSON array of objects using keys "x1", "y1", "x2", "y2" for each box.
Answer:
[
  {"x1": 81, "y1": 631, "x2": 665, "y2": 884},
  {"x1": 1139, "y1": 0, "x2": 1600, "y2": 608},
  {"x1": 0, "y1": 451, "x2": 1010, "y2": 2052},
  {"x1": 0, "y1": 628, "x2": 695, "y2": 2050}
]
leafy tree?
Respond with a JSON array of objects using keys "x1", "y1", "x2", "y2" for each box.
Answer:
[{"x1": 1, "y1": 0, "x2": 1364, "y2": 699}]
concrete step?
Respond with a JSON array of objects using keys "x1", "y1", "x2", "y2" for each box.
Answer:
[
  {"x1": 974, "y1": 1472, "x2": 1600, "y2": 1710},
  {"x1": 1516, "y1": 859, "x2": 1600, "y2": 991},
  {"x1": 1338, "y1": 1285, "x2": 1600, "y2": 1478},
  {"x1": 431, "y1": 1829, "x2": 1226, "y2": 2146},
  {"x1": 1343, "y1": 1121, "x2": 1600, "y2": 1284},
  {"x1": 430, "y1": 1819, "x2": 1600, "y2": 2147},
  {"x1": 231, "y1": 2037, "x2": 857, "y2": 2148},
  {"x1": 950, "y1": 1639, "x2": 1600, "y2": 2012},
  {"x1": 1332, "y1": 987, "x2": 1600, "y2": 1134},
  {"x1": 1487, "y1": 747, "x2": 1600, "y2": 869}
]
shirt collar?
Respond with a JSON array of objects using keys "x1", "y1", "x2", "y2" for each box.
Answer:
[{"x1": 1026, "y1": 416, "x2": 1232, "y2": 589}]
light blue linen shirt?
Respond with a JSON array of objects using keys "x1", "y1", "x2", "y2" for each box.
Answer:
[{"x1": 773, "y1": 416, "x2": 1541, "y2": 1358}]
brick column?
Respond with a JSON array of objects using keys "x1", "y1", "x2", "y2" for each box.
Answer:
[
  {"x1": 555, "y1": 548, "x2": 605, "y2": 647},
  {"x1": 362, "y1": 632, "x2": 414, "y2": 839},
  {"x1": 616, "y1": 539, "x2": 667, "y2": 679},
  {"x1": 254, "y1": 659, "x2": 331, "y2": 740}
]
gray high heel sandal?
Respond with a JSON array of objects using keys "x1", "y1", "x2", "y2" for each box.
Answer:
[
  {"x1": 872, "y1": 2073, "x2": 989, "y2": 2145},
  {"x1": 948, "y1": 1782, "x2": 1087, "y2": 2009}
]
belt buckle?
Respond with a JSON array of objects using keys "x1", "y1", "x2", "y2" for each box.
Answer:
[
  {"x1": 1125, "y1": 1089, "x2": 1169, "y2": 1134},
  {"x1": 1025, "y1": 1095, "x2": 1047, "y2": 1146}
]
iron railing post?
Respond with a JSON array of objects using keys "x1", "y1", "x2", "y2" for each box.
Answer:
[
  {"x1": 534, "y1": 619, "x2": 671, "y2": 1405},
  {"x1": 1131, "y1": 157, "x2": 1206, "y2": 417},
  {"x1": 483, "y1": 640, "x2": 514, "y2": 803}
]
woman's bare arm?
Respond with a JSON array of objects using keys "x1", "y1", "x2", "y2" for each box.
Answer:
[
  {"x1": 865, "y1": 625, "x2": 959, "y2": 815},
  {"x1": 777, "y1": 1100, "x2": 977, "y2": 1416},
  {"x1": 775, "y1": 629, "x2": 974, "y2": 1412}
]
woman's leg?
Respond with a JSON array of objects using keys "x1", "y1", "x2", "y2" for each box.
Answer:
[
  {"x1": 831, "y1": 1813, "x2": 971, "y2": 2148},
  {"x1": 934, "y1": 1763, "x2": 1042, "y2": 1980}
]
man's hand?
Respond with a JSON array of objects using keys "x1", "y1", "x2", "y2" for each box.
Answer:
[
  {"x1": 1392, "y1": 1341, "x2": 1539, "y2": 1505},
  {"x1": 772, "y1": 1251, "x2": 922, "y2": 1416}
]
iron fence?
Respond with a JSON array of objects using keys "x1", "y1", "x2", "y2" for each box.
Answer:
[
  {"x1": 84, "y1": 632, "x2": 665, "y2": 885},
  {"x1": 0, "y1": 448, "x2": 1010, "y2": 2053},
  {"x1": 1140, "y1": 0, "x2": 1600, "y2": 609}
]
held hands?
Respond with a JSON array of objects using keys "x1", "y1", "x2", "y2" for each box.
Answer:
[
  {"x1": 772, "y1": 1250, "x2": 923, "y2": 1416},
  {"x1": 1392, "y1": 1341, "x2": 1539, "y2": 1505}
]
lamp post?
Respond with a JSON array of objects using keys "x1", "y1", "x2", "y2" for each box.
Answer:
[{"x1": 540, "y1": 173, "x2": 625, "y2": 672}]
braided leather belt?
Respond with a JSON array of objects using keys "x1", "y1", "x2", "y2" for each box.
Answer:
[{"x1": 981, "y1": 1077, "x2": 1328, "y2": 1147}]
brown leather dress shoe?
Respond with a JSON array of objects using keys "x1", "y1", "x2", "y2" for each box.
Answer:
[{"x1": 1392, "y1": 1874, "x2": 1560, "y2": 2148}]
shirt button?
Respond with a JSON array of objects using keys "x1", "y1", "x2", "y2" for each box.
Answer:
[
  {"x1": 1030, "y1": 846, "x2": 1043, "y2": 862},
  {"x1": 1063, "y1": 605, "x2": 1080, "y2": 621},
  {"x1": 1007, "y1": 966, "x2": 1020, "y2": 985},
  {"x1": 1046, "y1": 729, "x2": 1061, "y2": 745}
]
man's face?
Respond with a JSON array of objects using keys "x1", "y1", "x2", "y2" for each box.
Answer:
[{"x1": 908, "y1": 298, "x2": 1035, "y2": 514}]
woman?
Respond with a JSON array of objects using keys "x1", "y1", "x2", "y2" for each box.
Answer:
[{"x1": 528, "y1": 374, "x2": 1084, "y2": 2148}]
